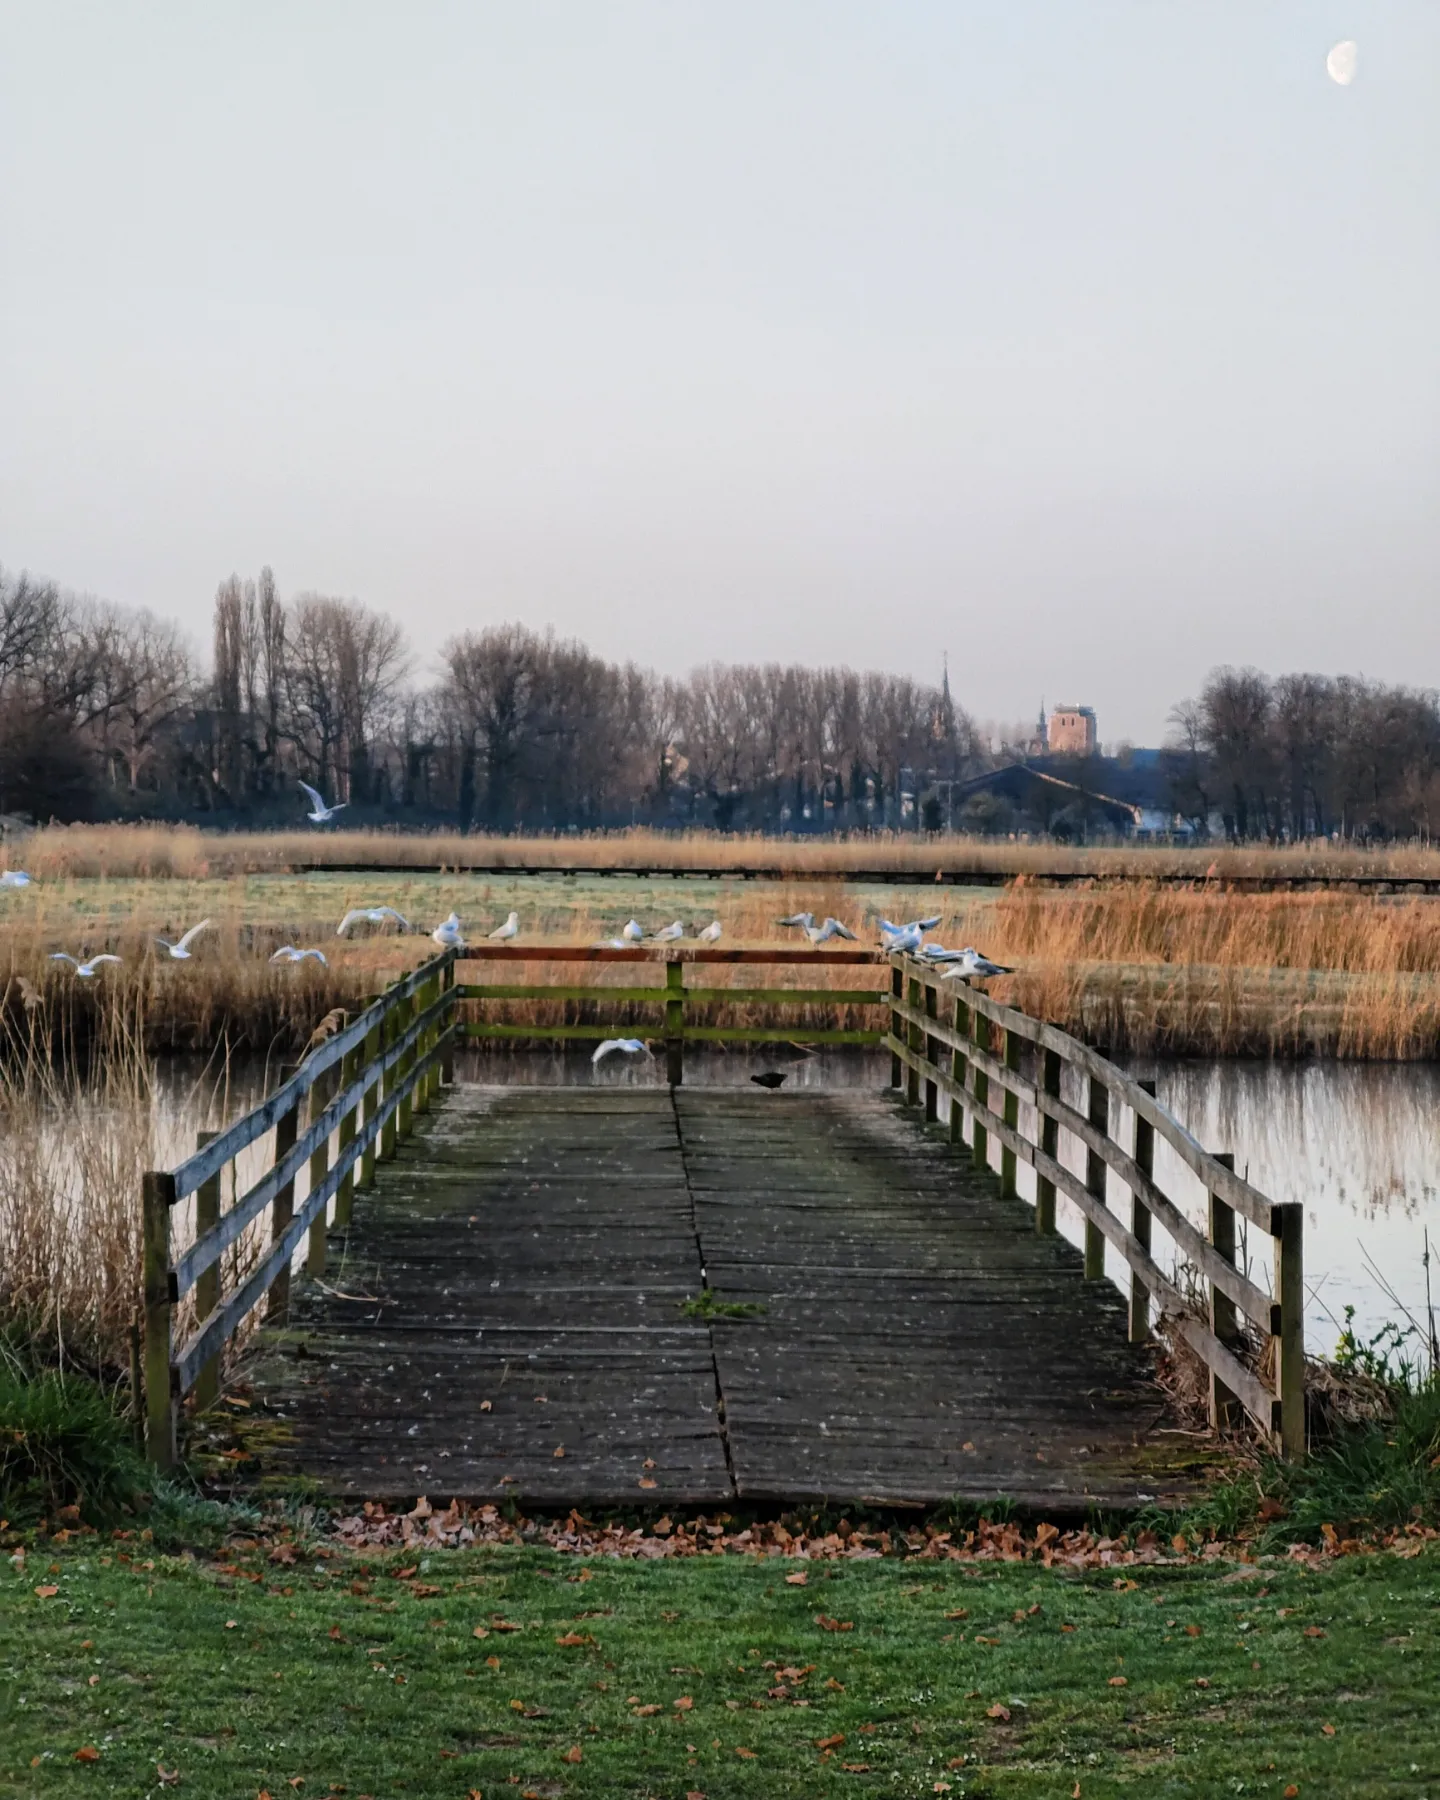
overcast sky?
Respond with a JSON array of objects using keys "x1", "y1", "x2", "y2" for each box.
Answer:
[{"x1": 2, "y1": 2, "x2": 1436, "y2": 743}]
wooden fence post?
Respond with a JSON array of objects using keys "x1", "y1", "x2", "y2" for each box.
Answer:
[
  {"x1": 397, "y1": 988, "x2": 418, "y2": 1142},
  {"x1": 306, "y1": 1067, "x2": 334, "y2": 1278},
  {"x1": 970, "y1": 1005, "x2": 989, "y2": 1173},
  {"x1": 1129, "y1": 1079, "x2": 1156, "y2": 1341},
  {"x1": 922, "y1": 977, "x2": 939, "y2": 1122},
  {"x1": 442, "y1": 955, "x2": 456, "y2": 1085},
  {"x1": 334, "y1": 1044, "x2": 362, "y2": 1227},
  {"x1": 380, "y1": 994, "x2": 400, "y2": 1163},
  {"x1": 1000, "y1": 1028, "x2": 1021, "y2": 1200},
  {"x1": 1035, "y1": 1048, "x2": 1060, "y2": 1235},
  {"x1": 193, "y1": 1131, "x2": 222, "y2": 1414},
  {"x1": 1209, "y1": 1151, "x2": 1242, "y2": 1430},
  {"x1": 141, "y1": 1171, "x2": 178, "y2": 1470},
  {"x1": 890, "y1": 962, "x2": 903, "y2": 1089},
  {"x1": 1084, "y1": 1075, "x2": 1108, "y2": 1279},
  {"x1": 414, "y1": 973, "x2": 435, "y2": 1114},
  {"x1": 1273, "y1": 1201, "x2": 1306, "y2": 1458},
  {"x1": 268, "y1": 1097, "x2": 300, "y2": 1323},
  {"x1": 904, "y1": 971, "x2": 922, "y2": 1107},
  {"x1": 359, "y1": 1018, "x2": 382, "y2": 1188},
  {"x1": 665, "y1": 959, "x2": 685, "y2": 1088},
  {"x1": 949, "y1": 990, "x2": 970, "y2": 1146}
]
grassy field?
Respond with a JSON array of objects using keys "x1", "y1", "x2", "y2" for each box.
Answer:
[{"x1": 1, "y1": 1537, "x2": 1434, "y2": 1798}]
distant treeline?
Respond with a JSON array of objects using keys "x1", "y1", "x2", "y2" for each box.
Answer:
[{"x1": 2, "y1": 563, "x2": 1438, "y2": 840}]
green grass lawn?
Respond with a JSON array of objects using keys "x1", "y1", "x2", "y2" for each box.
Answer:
[{"x1": 2, "y1": 1541, "x2": 1435, "y2": 1799}]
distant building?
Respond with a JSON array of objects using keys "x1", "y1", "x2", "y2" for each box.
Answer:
[{"x1": 1048, "y1": 704, "x2": 1097, "y2": 756}]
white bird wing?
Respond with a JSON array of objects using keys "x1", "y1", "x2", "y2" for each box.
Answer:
[
  {"x1": 378, "y1": 907, "x2": 410, "y2": 927},
  {"x1": 592, "y1": 1039, "x2": 623, "y2": 1063},
  {"x1": 878, "y1": 918, "x2": 901, "y2": 935},
  {"x1": 337, "y1": 910, "x2": 365, "y2": 936},
  {"x1": 300, "y1": 949, "x2": 328, "y2": 965},
  {"x1": 270, "y1": 946, "x2": 298, "y2": 962},
  {"x1": 175, "y1": 918, "x2": 212, "y2": 953},
  {"x1": 88, "y1": 955, "x2": 123, "y2": 967},
  {"x1": 777, "y1": 912, "x2": 814, "y2": 928},
  {"x1": 622, "y1": 1039, "x2": 654, "y2": 1055},
  {"x1": 298, "y1": 780, "x2": 326, "y2": 812},
  {"x1": 823, "y1": 919, "x2": 857, "y2": 940},
  {"x1": 49, "y1": 952, "x2": 78, "y2": 967},
  {"x1": 914, "y1": 916, "x2": 943, "y2": 931}
]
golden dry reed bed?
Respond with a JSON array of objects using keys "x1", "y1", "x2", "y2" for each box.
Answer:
[{"x1": 16, "y1": 819, "x2": 1440, "y2": 882}]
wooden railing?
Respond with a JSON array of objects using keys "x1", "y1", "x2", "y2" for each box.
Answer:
[
  {"x1": 458, "y1": 944, "x2": 888, "y2": 1084},
  {"x1": 885, "y1": 953, "x2": 1305, "y2": 1456},
  {"x1": 141, "y1": 950, "x2": 459, "y2": 1468}
]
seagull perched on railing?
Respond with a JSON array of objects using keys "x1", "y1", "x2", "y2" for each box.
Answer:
[
  {"x1": 917, "y1": 943, "x2": 966, "y2": 964},
  {"x1": 488, "y1": 911, "x2": 520, "y2": 941},
  {"x1": 806, "y1": 917, "x2": 856, "y2": 947},
  {"x1": 338, "y1": 906, "x2": 409, "y2": 937},
  {"x1": 879, "y1": 915, "x2": 942, "y2": 947},
  {"x1": 621, "y1": 919, "x2": 644, "y2": 943},
  {"x1": 0, "y1": 871, "x2": 32, "y2": 889},
  {"x1": 592, "y1": 1037, "x2": 653, "y2": 1065},
  {"x1": 299, "y1": 780, "x2": 347, "y2": 823},
  {"x1": 651, "y1": 920, "x2": 685, "y2": 942},
  {"x1": 879, "y1": 921, "x2": 924, "y2": 954},
  {"x1": 432, "y1": 912, "x2": 465, "y2": 949},
  {"x1": 940, "y1": 946, "x2": 1014, "y2": 981},
  {"x1": 698, "y1": 920, "x2": 722, "y2": 942},
  {"x1": 270, "y1": 945, "x2": 329, "y2": 966},
  {"x1": 50, "y1": 952, "x2": 122, "y2": 979},
  {"x1": 155, "y1": 919, "x2": 212, "y2": 961}
]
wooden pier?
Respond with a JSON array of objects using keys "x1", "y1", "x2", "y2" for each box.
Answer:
[{"x1": 142, "y1": 947, "x2": 1304, "y2": 1508}]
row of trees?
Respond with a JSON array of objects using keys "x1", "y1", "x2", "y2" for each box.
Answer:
[{"x1": 4, "y1": 563, "x2": 1438, "y2": 839}]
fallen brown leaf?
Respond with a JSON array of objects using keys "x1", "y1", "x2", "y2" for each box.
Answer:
[
  {"x1": 1108, "y1": 1676, "x2": 1128, "y2": 1687},
  {"x1": 735, "y1": 1747, "x2": 757, "y2": 1759},
  {"x1": 156, "y1": 1767, "x2": 181, "y2": 1788},
  {"x1": 986, "y1": 1703, "x2": 1010, "y2": 1721},
  {"x1": 785, "y1": 1573, "x2": 808, "y2": 1586},
  {"x1": 816, "y1": 1733, "x2": 845, "y2": 1750},
  {"x1": 74, "y1": 1747, "x2": 100, "y2": 1763},
  {"x1": 632, "y1": 1704, "x2": 661, "y2": 1716},
  {"x1": 1303, "y1": 1627, "x2": 1327, "y2": 1639},
  {"x1": 638, "y1": 1478, "x2": 658, "y2": 1490},
  {"x1": 472, "y1": 1625, "x2": 489, "y2": 1639},
  {"x1": 674, "y1": 1695, "x2": 693, "y2": 1711},
  {"x1": 553, "y1": 1445, "x2": 565, "y2": 1458},
  {"x1": 944, "y1": 1608, "x2": 968, "y2": 1620},
  {"x1": 815, "y1": 1614, "x2": 853, "y2": 1633},
  {"x1": 1322, "y1": 1723, "x2": 1336, "y2": 1737},
  {"x1": 560, "y1": 1746, "x2": 582, "y2": 1764},
  {"x1": 554, "y1": 1632, "x2": 591, "y2": 1647},
  {"x1": 842, "y1": 1765, "x2": 871, "y2": 1774},
  {"x1": 485, "y1": 1655, "x2": 501, "y2": 1669}
]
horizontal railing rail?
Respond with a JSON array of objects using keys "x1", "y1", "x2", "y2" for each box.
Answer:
[
  {"x1": 141, "y1": 949, "x2": 459, "y2": 1468},
  {"x1": 885, "y1": 953, "x2": 1304, "y2": 1456}
]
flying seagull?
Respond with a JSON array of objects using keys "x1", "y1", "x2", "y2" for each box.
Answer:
[
  {"x1": 621, "y1": 919, "x2": 644, "y2": 943},
  {"x1": 299, "y1": 780, "x2": 348, "y2": 824},
  {"x1": 270, "y1": 945, "x2": 329, "y2": 966},
  {"x1": 154, "y1": 919, "x2": 212, "y2": 961},
  {"x1": 777, "y1": 911, "x2": 816, "y2": 930},
  {"x1": 432, "y1": 912, "x2": 466, "y2": 949},
  {"x1": 806, "y1": 917, "x2": 856, "y2": 946},
  {"x1": 878, "y1": 921, "x2": 924, "y2": 955},
  {"x1": 592, "y1": 1037, "x2": 653, "y2": 1065},
  {"x1": 651, "y1": 920, "x2": 685, "y2": 942},
  {"x1": 488, "y1": 911, "x2": 520, "y2": 941},
  {"x1": 940, "y1": 946, "x2": 1014, "y2": 981},
  {"x1": 337, "y1": 906, "x2": 409, "y2": 937},
  {"x1": 49, "y1": 953, "x2": 122, "y2": 979},
  {"x1": 0, "y1": 871, "x2": 32, "y2": 889},
  {"x1": 879, "y1": 915, "x2": 942, "y2": 944},
  {"x1": 697, "y1": 920, "x2": 722, "y2": 943}
]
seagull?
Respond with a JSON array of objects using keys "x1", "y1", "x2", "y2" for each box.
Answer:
[
  {"x1": 651, "y1": 920, "x2": 685, "y2": 942},
  {"x1": 0, "y1": 871, "x2": 32, "y2": 889},
  {"x1": 620, "y1": 919, "x2": 644, "y2": 943},
  {"x1": 751, "y1": 1071, "x2": 787, "y2": 1090},
  {"x1": 270, "y1": 945, "x2": 329, "y2": 966},
  {"x1": 337, "y1": 906, "x2": 410, "y2": 937},
  {"x1": 592, "y1": 1037, "x2": 653, "y2": 1065},
  {"x1": 432, "y1": 912, "x2": 466, "y2": 949},
  {"x1": 49, "y1": 953, "x2": 122, "y2": 979},
  {"x1": 154, "y1": 919, "x2": 212, "y2": 961},
  {"x1": 592, "y1": 938, "x2": 630, "y2": 949},
  {"x1": 917, "y1": 943, "x2": 967, "y2": 964},
  {"x1": 299, "y1": 780, "x2": 348, "y2": 824},
  {"x1": 879, "y1": 921, "x2": 924, "y2": 955},
  {"x1": 488, "y1": 911, "x2": 520, "y2": 941},
  {"x1": 879, "y1": 915, "x2": 942, "y2": 945},
  {"x1": 806, "y1": 917, "x2": 856, "y2": 946},
  {"x1": 777, "y1": 911, "x2": 816, "y2": 930},
  {"x1": 697, "y1": 920, "x2": 722, "y2": 942},
  {"x1": 940, "y1": 946, "x2": 1014, "y2": 981}
]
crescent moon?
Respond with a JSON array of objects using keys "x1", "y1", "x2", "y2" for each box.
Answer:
[{"x1": 1326, "y1": 40, "x2": 1358, "y2": 86}]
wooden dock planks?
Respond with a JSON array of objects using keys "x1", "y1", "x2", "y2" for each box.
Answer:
[{"x1": 249, "y1": 1083, "x2": 1193, "y2": 1509}]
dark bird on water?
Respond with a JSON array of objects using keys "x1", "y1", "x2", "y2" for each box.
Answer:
[{"x1": 750, "y1": 1071, "x2": 787, "y2": 1090}]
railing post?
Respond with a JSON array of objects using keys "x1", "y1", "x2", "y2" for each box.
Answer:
[
  {"x1": 1129, "y1": 1080, "x2": 1156, "y2": 1342},
  {"x1": 1035, "y1": 1047, "x2": 1060, "y2": 1235},
  {"x1": 922, "y1": 976, "x2": 939, "y2": 1122},
  {"x1": 970, "y1": 1004, "x2": 989, "y2": 1172},
  {"x1": 1000, "y1": 1028, "x2": 1021, "y2": 1199},
  {"x1": 268, "y1": 1097, "x2": 301, "y2": 1323},
  {"x1": 904, "y1": 969, "x2": 922, "y2": 1107},
  {"x1": 397, "y1": 987, "x2": 418, "y2": 1142},
  {"x1": 380, "y1": 992, "x2": 400, "y2": 1162},
  {"x1": 1208, "y1": 1151, "x2": 1242, "y2": 1430},
  {"x1": 1084, "y1": 1075, "x2": 1108, "y2": 1279},
  {"x1": 359, "y1": 1017, "x2": 383, "y2": 1187},
  {"x1": 334, "y1": 1043, "x2": 362, "y2": 1227},
  {"x1": 306, "y1": 1066, "x2": 335, "y2": 1278},
  {"x1": 665, "y1": 958, "x2": 685, "y2": 1087},
  {"x1": 141, "y1": 1171, "x2": 178, "y2": 1470},
  {"x1": 441, "y1": 954, "x2": 456, "y2": 1086},
  {"x1": 949, "y1": 989, "x2": 970, "y2": 1145},
  {"x1": 415, "y1": 973, "x2": 436, "y2": 1114},
  {"x1": 193, "y1": 1131, "x2": 223, "y2": 1414},
  {"x1": 1273, "y1": 1201, "x2": 1306, "y2": 1458},
  {"x1": 889, "y1": 961, "x2": 903, "y2": 1089}
]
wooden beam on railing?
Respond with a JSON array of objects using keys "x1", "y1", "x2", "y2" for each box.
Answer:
[
  {"x1": 949, "y1": 989, "x2": 969, "y2": 1146},
  {"x1": 396, "y1": 985, "x2": 418, "y2": 1144},
  {"x1": 334, "y1": 1042, "x2": 362, "y2": 1226},
  {"x1": 1000, "y1": 1027, "x2": 1022, "y2": 1200},
  {"x1": 1130, "y1": 1080, "x2": 1156, "y2": 1342},
  {"x1": 267, "y1": 1099, "x2": 300, "y2": 1324},
  {"x1": 141, "y1": 1170, "x2": 178, "y2": 1470},
  {"x1": 665, "y1": 959, "x2": 684, "y2": 1087},
  {"x1": 1084, "y1": 1076, "x2": 1108, "y2": 1279},
  {"x1": 442, "y1": 957, "x2": 456, "y2": 1085},
  {"x1": 1208, "y1": 1152, "x2": 1242, "y2": 1430},
  {"x1": 923, "y1": 978, "x2": 939, "y2": 1122},
  {"x1": 890, "y1": 964, "x2": 903, "y2": 1089},
  {"x1": 193, "y1": 1130, "x2": 222, "y2": 1414},
  {"x1": 1273, "y1": 1201, "x2": 1305, "y2": 1457},
  {"x1": 1036, "y1": 1048, "x2": 1060, "y2": 1236},
  {"x1": 306, "y1": 1066, "x2": 335, "y2": 1278},
  {"x1": 970, "y1": 1006, "x2": 989, "y2": 1173}
]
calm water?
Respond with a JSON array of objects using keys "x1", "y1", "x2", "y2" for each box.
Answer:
[{"x1": 150, "y1": 1049, "x2": 1440, "y2": 1358}]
